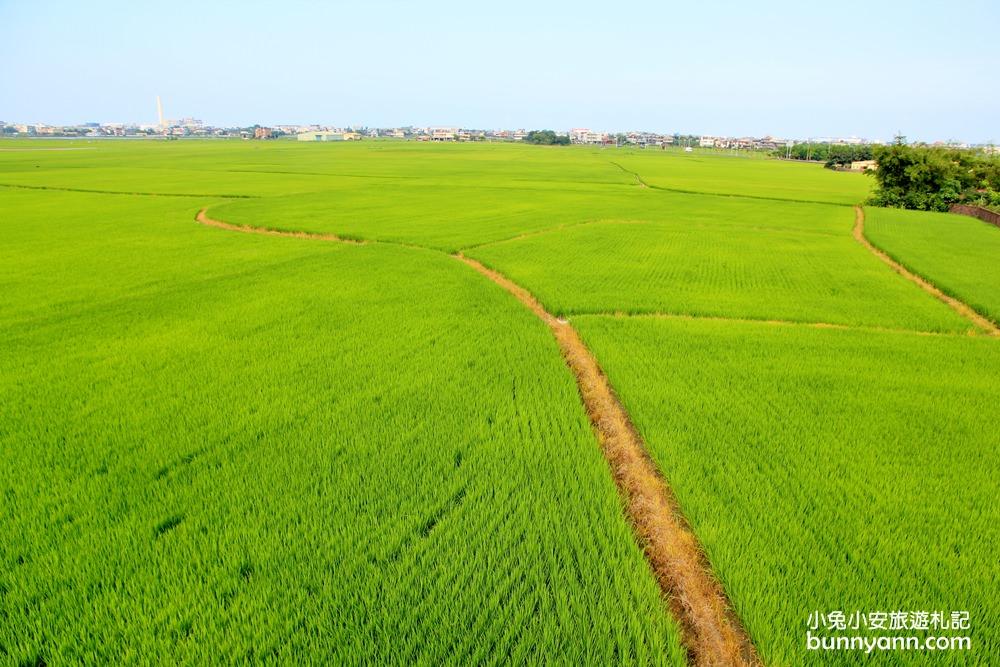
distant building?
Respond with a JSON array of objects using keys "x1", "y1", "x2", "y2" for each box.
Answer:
[
  {"x1": 297, "y1": 131, "x2": 344, "y2": 142},
  {"x1": 430, "y1": 127, "x2": 458, "y2": 141},
  {"x1": 254, "y1": 127, "x2": 273, "y2": 140},
  {"x1": 570, "y1": 128, "x2": 608, "y2": 144},
  {"x1": 760, "y1": 136, "x2": 791, "y2": 151},
  {"x1": 699, "y1": 136, "x2": 716, "y2": 148},
  {"x1": 849, "y1": 160, "x2": 877, "y2": 172}
]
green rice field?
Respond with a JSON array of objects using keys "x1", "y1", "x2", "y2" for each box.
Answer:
[
  {"x1": 864, "y1": 207, "x2": 1000, "y2": 323},
  {"x1": 2, "y1": 138, "x2": 997, "y2": 665},
  {"x1": 574, "y1": 316, "x2": 1000, "y2": 665}
]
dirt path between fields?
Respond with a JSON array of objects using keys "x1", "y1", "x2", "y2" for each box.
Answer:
[
  {"x1": 195, "y1": 204, "x2": 761, "y2": 665},
  {"x1": 457, "y1": 254, "x2": 760, "y2": 667},
  {"x1": 853, "y1": 206, "x2": 999, "y2": 336},
  {"x1": 196, "y1": 209, "x2": 365, "y2": 243}
]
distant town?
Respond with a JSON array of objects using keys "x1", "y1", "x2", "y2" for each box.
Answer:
[{"x1": 1, "y1": 116, "x2": 994, "y2": 153}]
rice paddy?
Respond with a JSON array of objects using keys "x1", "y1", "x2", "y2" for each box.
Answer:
[
  {"x1": 864, "y1": 206, "x2": 1000, "y2": 323},
  {"x1": 2, "y1": 138, "x2": 997, "y2": 665},
  {"x1": 0, "y1": 186, "x2": 687, "y2": 665},
  {"x1": 574, "y1": 315, "x2": 1000, "y2": 665},
  {"x1": 465, "y1": 196, "x2": 969, "y2": 331}
]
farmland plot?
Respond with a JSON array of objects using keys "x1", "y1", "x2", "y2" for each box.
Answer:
[
  {"x1": 206, "y1": 182, "x2": 651, "y2": 252},
  {"x1": 864, "y1": 207, "x2": 1000, "y2": 324},
  {"x1": 0, "y1": 188, "x2": 686, "y2": 664},
  {"x1": 467, "y1": 194, "x2": 968, "y2": 332},
  {"x1": 574, "y1": 315, "x2": 1000, "y2": 665},
  {"x1": 610, "y1": 149, "x2": 871, "y2": 205},
  {"x1": 3, "y1": 137, "x2": 996, "y2": 666},
  {"x1": 0, "y1": 139, "x2": 635, "y2": 200}
]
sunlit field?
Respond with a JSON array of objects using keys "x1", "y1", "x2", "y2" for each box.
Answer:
[
  {"x1": 864, "y1": 206, "x2": 1000, "y2": 323},
  {"x1": 2, "y1": 137, "x2": 997, "y2": 665}
]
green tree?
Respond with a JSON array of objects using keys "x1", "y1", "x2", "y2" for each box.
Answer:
[
  {"x1": 868, "y1": 144, "x2": 994, "y2": 211},
  {"x1": 523, "y1": 130, "x2": 569, "y2": 146}
]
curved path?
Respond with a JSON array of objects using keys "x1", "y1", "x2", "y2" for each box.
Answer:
[
  {"x1": 853, "y1": 206, "x2": 999, "y2": 336},
  {"x1": 196, "y1": 208, "x2": 760, "y2": 666},
  {"x1": 196, "y1": 209, "x2": 364, "y2": 243}
]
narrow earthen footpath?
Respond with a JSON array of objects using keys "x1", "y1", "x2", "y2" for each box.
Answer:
[
  {"x1": 853, "y1": 206, "x2": 999, "y2": 336},
  {"x1": 196, "y1": 209, "x2": 364, "y2": 243},
  {"x1": 456, "y1": 255, "x2": 760, "y2": 667}
]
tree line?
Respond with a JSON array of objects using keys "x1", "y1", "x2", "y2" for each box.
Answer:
[
  {"x1": 523, "y1": 130, "x2": 570, "y2": 146},
  {"x1": 774, "y1": 143, "x2": 875, "y2": 168},
  {"x1": 868, "y1": 142, "x2": 1000, "y2": 211}
]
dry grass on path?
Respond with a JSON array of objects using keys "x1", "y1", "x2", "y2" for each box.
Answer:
[
  {"x1": 457, "y1": 254, "x2": 760, "y2": 667},
  {"x1": 853, "y1": 206, "x2": 999, "y2": 336}
]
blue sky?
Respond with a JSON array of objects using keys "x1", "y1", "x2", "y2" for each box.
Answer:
[{"x1": 1, "y1": 0, "x2": 997, "y2": 142}]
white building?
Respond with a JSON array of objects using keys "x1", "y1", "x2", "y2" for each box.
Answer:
[
  {"x1": 297, "y1": 131, "x2": 344, "y2": 142},
  {"x1": 430, "y1": 127, "x2": 458, "y2": 141},
  {"x1": 570, "y1": 128, "x2": 608, "y2": 144}
]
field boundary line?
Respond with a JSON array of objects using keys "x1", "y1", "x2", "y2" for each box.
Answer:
[
  {"x1": 460, "y1": 219, "x2": 650, "y2": 251},
  {"x1": 224, "y1": 168, "x2": 420, "y2": 180},
  {"x1": 0, "y1": 182, "x2": 257, "y2": 199},
  {"x1": 195, "y1": 209, "x2": 366, "y2": 244},
  {"x1": 572, "y1": 311, "x2": 969, "y2": 338},
  {"x1": 456, "y1": 253, "x2": 761, "y2": 667},
  {"x1": 607, "y1": 161, "x2": 851, "y2": 206},
  {"x1": 464, "y1": 217, "x2": 854, "y2": 253},
  {"x1": 853, "y1": 206, "x2": 999, "y2": 336},
  {"x1": 646, "y1": 182, "x2": 848, "y2": 207},
  {"x1": 609, "y1": 161, "x2": 648, "y2": 188}
]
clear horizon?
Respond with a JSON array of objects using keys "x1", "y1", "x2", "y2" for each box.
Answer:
[{"x1": 2, "y1": 0, "x2": 997, "y2": 144}]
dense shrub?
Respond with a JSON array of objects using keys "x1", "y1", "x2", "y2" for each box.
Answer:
[
  {"x1": 868, "y1": 144, "x2": 1000, "y2": 211},
  {"x1": 523, "y1": 129, "x2": 569, "y2": 145}
]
